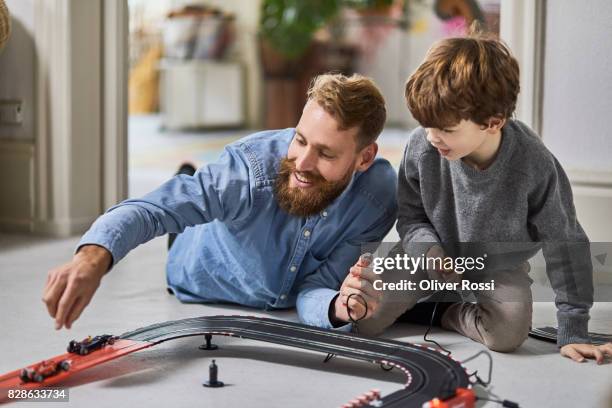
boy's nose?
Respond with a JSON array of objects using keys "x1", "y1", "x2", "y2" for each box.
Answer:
[{"x1": 426, "y1": 130, "x2": 441, "y2": 144}]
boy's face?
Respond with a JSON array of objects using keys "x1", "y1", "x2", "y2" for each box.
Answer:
[{"x1": 425, "y1": 118, "x2": 503, "y2": 162}]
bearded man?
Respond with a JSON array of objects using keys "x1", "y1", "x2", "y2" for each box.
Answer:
[{"x1": 43, "y1": 73, "x2": 398, "y2": 331}]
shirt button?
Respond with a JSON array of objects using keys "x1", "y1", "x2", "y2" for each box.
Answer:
[
  {"x1": 303, "y1": 230, "x2": 311, "y2": 237},
  {"x1": 290, "y1": 266, "x2": 297, "y2": 272},
  {"x1": 280, "y1": 294, "x2": 287, "y2": 300},
  {"x1": 322, "y1": 211, "x2": 328, "y2": 217}
]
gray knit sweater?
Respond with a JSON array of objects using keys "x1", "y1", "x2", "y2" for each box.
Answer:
[{"x1": 397, "y1": 119, "x2": 593, "y2": 346}]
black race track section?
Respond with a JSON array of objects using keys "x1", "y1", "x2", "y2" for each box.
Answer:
[{"x1": 120, "y1": 315, "x2": 470, "y2": 407}]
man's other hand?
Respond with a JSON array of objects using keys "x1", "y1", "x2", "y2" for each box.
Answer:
[{"x1": 335, "y1": 254, "x2": 381, "y2": 322}]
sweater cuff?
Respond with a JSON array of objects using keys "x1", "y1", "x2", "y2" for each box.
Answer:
[
  {"x1": 556, "y1": 311, "x2": 590, "y2": 347},
  {"x1": 401, "y1": 235, "x2": 439, "y2": 259}
]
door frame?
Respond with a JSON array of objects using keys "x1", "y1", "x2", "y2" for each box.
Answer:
[
  {"x1": 102, "y1": 0, "x2": 129, "y2": 208},
  {"x1": 33, "y1": 0, "x2": 127, "y2": 236}
]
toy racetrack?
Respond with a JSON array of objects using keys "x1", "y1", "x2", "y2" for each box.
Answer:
[
  {"x1": 528, "y1": 326, "x2": 612, "y2": 345},
  {"x1": 0, "y1": 316, "x2": 471, "y2": 407}
]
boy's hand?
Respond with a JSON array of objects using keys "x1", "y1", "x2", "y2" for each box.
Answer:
[
  {"x1": 560, "y1": 342, "x2": 612, "y2": 364},
  {"x1": 426, "y1": 245, "x2": 457, "y2": 282},
  {"x1": 334, "y1": 254, "x2": 381, "y2": 322},
  {"x1": 42, "y1": 245, "x2": 112, "y2": 330}
]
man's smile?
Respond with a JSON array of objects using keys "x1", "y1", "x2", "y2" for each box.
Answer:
[{"x1": 292, "y1": 171, "x2": 315, "y2": 188}]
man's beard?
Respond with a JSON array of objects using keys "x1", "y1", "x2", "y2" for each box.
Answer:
[{"x1": 274, "y1": 157, "x2": 353, "y2": 217}]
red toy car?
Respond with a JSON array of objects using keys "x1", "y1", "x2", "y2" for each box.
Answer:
[{"x1": 20, "y1": 359, "x2": 71, "y2": 383}]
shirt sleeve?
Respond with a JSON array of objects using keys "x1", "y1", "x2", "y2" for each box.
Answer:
[
  {"x1": 528, "y1": 156, "x2": 593, "y2": 346},
  {"x1": 78, "y1": 145, "x2": 256, "y2": 266},
  {"x1": 296, "y1": 208, "x2": 397, "y2": 331},
  {"x1": 396, "y1": 141, "x2": 440, "y2": 256}
]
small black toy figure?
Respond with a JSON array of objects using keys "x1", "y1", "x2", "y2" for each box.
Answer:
[{"x1": 202, "y1": 360, "x2": 224, "y2": 388}]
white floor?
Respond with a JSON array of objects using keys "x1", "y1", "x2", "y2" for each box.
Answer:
[
  {"x1": 1, "y1": 236, "x2": 612, "y2": 407},
  {"x1": 0, "y1": 117, "x2": 611, "y2": 407}
]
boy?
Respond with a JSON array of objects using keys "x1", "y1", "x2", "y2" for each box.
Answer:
[{"x1": 340, "y1": 32, "x2": 611, "y2": 363}]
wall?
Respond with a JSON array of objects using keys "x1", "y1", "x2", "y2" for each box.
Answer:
[
  {"x1": 0, "y1": 0, "x2": 35, "y2": 141},
  {"x1": 0, "y1": 0, "x2": 36, "y2": 231},
  {"x1": 542, "y1": 0, "x2": 612, "y2": 176},
  {"x1": 0, "y1": 0, "x2": 106, "y2": 235},
  {"x1": 541, "y1": 0, "x2": 612, "y2": 241}
]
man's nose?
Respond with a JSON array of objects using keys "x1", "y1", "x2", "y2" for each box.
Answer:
[{"x1": 295, "y1": 148, "x2": 316, "y2": 172}]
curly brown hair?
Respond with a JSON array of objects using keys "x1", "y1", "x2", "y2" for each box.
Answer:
[
  {"x1": 308, "y1": 73, "x2": 386, "y2": 149},
  {"x1": 405, "y1": 31, "x2": 520, "y2": 129}
]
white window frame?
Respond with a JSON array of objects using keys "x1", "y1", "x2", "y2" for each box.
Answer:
[{"x1": 500, "y1": 0, "x2": 546, "y2": 135}]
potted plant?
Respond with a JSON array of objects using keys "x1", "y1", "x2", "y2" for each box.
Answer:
[{"x1": 258, "y1": 0, "x2": 394, "y2": 128}]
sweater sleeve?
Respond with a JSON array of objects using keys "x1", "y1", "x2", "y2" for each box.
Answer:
[
  {"x1": 396, "y1": 135, "x2": 440, "y2": 257},
  {"x1": 528, "y1": 156, "x2": 593, "y2": 346}
]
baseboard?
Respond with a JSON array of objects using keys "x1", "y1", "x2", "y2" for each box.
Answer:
[
  {"x1": 572, "y1": 184, "x2": 612, "y2": 242},
  {"x1": 33, "y1": 216, "x2": 97, "y2": 238},
  {"x1": 568, "y1": 169, "x2": 612, "y2": 188},
  {"x1": 0, "y1": 218, "x2": 34, "y2": 233},
  {"x1": 0, "y1": 141, "x2": 35, "y2": 228}
]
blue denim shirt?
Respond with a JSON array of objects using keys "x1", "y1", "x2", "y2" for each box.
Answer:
[{"x1": 79, "y1": 129, "x2": 398, "y2": 329}]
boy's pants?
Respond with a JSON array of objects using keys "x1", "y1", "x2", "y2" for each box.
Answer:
[{"x1": 358, "y1": 256, "x2": 533, "y2": 352}]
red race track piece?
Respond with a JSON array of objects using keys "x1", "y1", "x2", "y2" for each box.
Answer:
[
  {"x1": 422, "y1": 388, "x2": 476, "y2": 408},
  {"x1": 0, "y1": 339, "x2": 152, "y2": 402}
]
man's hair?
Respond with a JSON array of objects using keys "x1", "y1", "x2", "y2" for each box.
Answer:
[
  {"x1": 405, "y1": 31, "x2": 520, "y2": 129},
  {"x1": 307, "y1": 73, "x2": 386, "y2": 149}
]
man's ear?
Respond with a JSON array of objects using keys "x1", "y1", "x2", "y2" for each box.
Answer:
[
  {"x1": 487, "y1": 116, "x2": 506, "y2": 132},
  {"x1": 355, "y1": 143, "x2": 378, "y2": 172}
]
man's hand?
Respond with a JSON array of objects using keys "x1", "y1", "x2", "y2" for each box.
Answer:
[
  {"x1": 332, "y1": 254, "x2": 381, "y2": 323},
  {"x1": 560, "y1": 342, "x2": 612, "y2": 364},
  {"x1": 42, "y1": 245, "x2": 112, "y2": 330}
]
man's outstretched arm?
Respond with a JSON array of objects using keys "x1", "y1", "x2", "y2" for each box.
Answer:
[{"x1": 43, "y1": 146, "x2": 256, "y2": 330}]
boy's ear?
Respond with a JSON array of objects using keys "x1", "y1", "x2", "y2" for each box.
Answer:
[
  {"x1": 356, "y1": 143, "x2": 378, "y2": 172},
  {"x1": 487, "y1": 116, "x2": 506, "y2": 131}
]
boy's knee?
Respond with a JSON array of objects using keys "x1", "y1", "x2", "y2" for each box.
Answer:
[
  {"x1": 356, "y1": 322, "x2": 386, "y2": 337},
  {"x1": 482, "y1": 323, "x2": 529, "y2": 352},
  {"x1": 478, "y1": 300, "x2": 532, "y2": 352},
  {"x1": 357, "y1": 311, "x2": 399, "y2": 337},
  {"x1": 357, "y1": 296, "x2": 421, "y2": 337}
]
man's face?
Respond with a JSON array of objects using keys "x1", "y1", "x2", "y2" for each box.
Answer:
[
  {"x1": 425, "y1": 119, "x2": 494, "y2": 161},
  {"x1": 274, "y1": 100, "x2": 376, "y2": 217}
]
